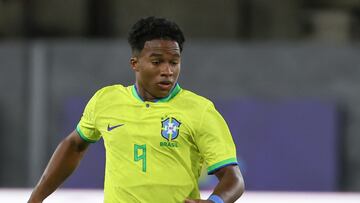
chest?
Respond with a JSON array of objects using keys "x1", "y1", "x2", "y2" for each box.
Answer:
[{"x1": 96, "y1": 102, "x2": 196, "y2": 148}]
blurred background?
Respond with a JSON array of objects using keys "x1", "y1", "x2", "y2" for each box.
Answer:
[{"x1": 1, "y1": 0, "x2": 360, "y2": 200}]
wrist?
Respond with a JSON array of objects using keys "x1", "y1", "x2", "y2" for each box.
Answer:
[
  {"x1": 28, "y1": 198, "x2": 42, "y2": 203},
  {"x1": 28, "y1": 194, "x2": 44, "y2": 203},
  {"x1": 28, "y1": 199, "x2": 42, "y2": 203},
  {"x1": 208, "y1": 194, "x2": 224, "y2": 203}
]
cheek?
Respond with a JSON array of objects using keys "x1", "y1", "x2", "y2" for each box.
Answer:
[
  {"x1": 139, "y1": 64, "x2": 159, "y2": 79},
  {"x1": 174, "y1": 66, "x2": 181, "y2": 76}
]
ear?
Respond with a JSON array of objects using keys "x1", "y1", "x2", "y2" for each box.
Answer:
[{"x1": 130, "y1": 57, "x2": 139, "y2": 71}]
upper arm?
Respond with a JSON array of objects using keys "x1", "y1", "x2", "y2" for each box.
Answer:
[
  {"x1": 214, "y1": 165, "x2": 242, "y2": 181},
  {"x1": 65, "y1": 130, "x2": 90, "y2": 152},
  {"x1": 213, "y1": 165, "x2": 245, "y2": 199},
  {"x1": 195, "y1": 102, "x2": 238, "y2": 175},
  {"x1": 76, "y1": 90, "x2": 102, "y2": 143}
]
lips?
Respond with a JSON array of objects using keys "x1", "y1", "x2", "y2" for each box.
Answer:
[{"x1": 157, "y1": 81, "x2": 173, "y2": 90}]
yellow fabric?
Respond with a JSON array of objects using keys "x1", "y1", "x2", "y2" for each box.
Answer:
[{"x1": 77, "y1": 84, "x2": 237, "y2": 203}]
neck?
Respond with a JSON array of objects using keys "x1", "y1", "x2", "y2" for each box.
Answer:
[
  {"x1": 134, "y1": 82, "x2": 180, "y2": 102},
  {"x1": 135, "y1": 82, "x2": 157, "y2": 101}
]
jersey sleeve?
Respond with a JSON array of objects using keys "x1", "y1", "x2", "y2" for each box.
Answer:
[
  {"x1": 195, "y1": 102, "x2": 238, "y2": 175},
  {"x1": 76, "y1": 91, "x2": 102, "y2": 143}
]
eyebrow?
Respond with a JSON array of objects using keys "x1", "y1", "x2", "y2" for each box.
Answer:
[{"x1": 149, "y1": 53, "x2": 180, "y2": 57}]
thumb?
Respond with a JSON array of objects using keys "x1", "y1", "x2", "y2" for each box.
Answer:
[{"x1": 184, "y1": 199, "x2": 198, "y2": 203}]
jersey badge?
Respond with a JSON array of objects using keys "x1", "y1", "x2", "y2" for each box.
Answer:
[{"x1": 161, "y1": 117, "x2": 181, "y2": 141}]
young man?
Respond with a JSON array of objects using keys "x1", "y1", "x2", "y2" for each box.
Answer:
[{"x1": 28, "y1": 16, "x2": 244, "y2": 203}]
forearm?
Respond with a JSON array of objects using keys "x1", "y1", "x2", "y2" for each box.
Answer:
[
  {"x1": 28, "y1": 133, "x2": 88, "y2": 202},
  {"x1": 211, "y1": 165, "x2": 244, "y2": 203}
]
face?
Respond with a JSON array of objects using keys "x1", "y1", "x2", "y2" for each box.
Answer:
[{"x1": 130, "y1": 39, "x2": 181, "y2": 101}]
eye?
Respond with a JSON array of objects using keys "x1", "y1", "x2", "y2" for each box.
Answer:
[
  {"x1": 170, "y1": 61, "x2": 179, "y2": 65},
  {"x1": 151, "y1": 60, "x2": 160, "y2": 65}
]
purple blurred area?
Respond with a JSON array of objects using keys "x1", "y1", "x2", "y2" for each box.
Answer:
[
  {"x1": 216, "y1": 99, "x2": 339, "y2": 191},
  {"x1": 61, "y1": 98, "x2": 105, "y2": 188}
]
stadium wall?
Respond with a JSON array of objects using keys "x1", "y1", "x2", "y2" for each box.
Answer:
[{"x1": 0, "y1": 41, "x2": 359, "y2": 191}]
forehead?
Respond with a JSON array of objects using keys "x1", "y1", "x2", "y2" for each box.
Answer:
[{"x1": 141, "y1": 39, "x2": 180, "y2": 57}]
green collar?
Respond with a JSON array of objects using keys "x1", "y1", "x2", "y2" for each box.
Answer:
[{"x1": 131, "y1": 83, "x2": 181, "y2": 103}]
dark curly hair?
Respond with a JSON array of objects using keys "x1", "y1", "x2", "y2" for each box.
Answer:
[{"x1": 128, "y1": 16, "x2": 185, "y2": 54}]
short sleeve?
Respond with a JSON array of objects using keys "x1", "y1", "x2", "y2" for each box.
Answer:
[
  {"x1": 76, "y1": 91, "x2": 102, "y2": 143},
  {"x1": 195, "y1": 102, "x2": 238, "y2": 174}
]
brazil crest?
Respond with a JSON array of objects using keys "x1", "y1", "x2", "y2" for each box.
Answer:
[{"x1": 161, "y1": 117, "x2": 181, "y2": 142}]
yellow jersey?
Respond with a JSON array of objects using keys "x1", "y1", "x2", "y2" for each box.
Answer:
[{"x1": 76, "y1": 84, "x2": 237, "y2": 203}]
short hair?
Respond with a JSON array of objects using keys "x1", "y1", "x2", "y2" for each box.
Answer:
[{"x1": 128, "y1": 16, "x2": 185, "y2": 54}]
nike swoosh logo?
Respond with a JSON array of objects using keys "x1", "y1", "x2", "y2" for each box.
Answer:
[{"x1": 107, "y1": 124, "x2": 124, "y2": 131}]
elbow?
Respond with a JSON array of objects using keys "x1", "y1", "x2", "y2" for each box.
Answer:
[
  {"x1": 238, "y1": 174, "x2": 245, "y2": 197},
  {"x1": 227, "y1": 168, "x2": 245, "y2": 202},
  {"x1": 233, "y1": 167, "x2": 245, "y2": 199}
]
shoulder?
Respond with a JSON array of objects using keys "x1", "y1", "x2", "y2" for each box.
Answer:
[
  {"x1": 91, "y1": 84, "x2": 128, "y2": 103},
  {"x1": 94, "y1": 84, "x2": 127, "y2": 96},
  {"x1": 177, "y1": 88, "x2": 214, "y2": 109}
]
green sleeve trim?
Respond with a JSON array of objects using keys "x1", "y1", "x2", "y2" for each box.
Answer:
[
  {"x1": 76, "y1": 125, "x2": 97, "y2": 143},
  {"x1": 207, "y1": 157, "x2": 238, "y2": 174}
]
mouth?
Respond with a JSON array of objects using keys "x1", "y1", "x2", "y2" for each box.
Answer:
[{"x1": 157, "y1": 81, "x2": 173, "y2": 90}]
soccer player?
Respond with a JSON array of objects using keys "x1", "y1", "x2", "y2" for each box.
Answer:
[{"x1": 28, "y1": 16, "x2": 244, "y2": 203}]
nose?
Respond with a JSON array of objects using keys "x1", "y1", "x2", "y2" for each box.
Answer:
[{"x1": 160, "y1": 63, "x2": 173, "y2": 77}]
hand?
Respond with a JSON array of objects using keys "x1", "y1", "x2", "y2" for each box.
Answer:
[{"x1": 184, "y1": 199, "x2": 213, "y2": 203}]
